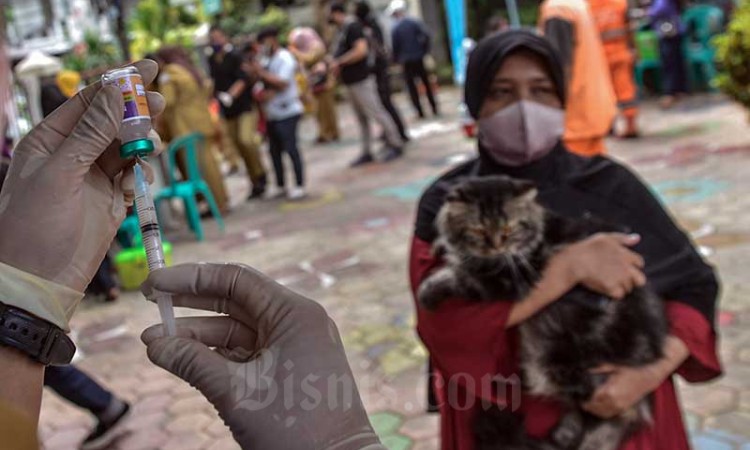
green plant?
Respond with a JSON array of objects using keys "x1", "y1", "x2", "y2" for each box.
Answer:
[
  {"x1": 218, "y1": 5, "x2": 291, "y2": 43},
  {"x1": 714, "y1": 0, "x2": 750, "y2": 110},
  {"x1": 63, "y1": 31, "x2": 122, "y2": 72},
  {"x1": 128, "y1": 0, "x2": 203, "y2": 58}
]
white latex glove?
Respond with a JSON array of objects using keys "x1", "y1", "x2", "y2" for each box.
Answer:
[
  {"x1": 141, "y1": 263, "x2": 384, "y2": 450},
  {"x1": 0, "y1": 60, "x2": 165, "y2": 329},
  {"x1": 217, "y1": 91, "x2": 234, "y2": 107}
]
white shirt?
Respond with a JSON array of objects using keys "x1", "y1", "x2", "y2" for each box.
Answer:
[{"x1": 264, "y1": 48, "x2": 304, "y2": 121}]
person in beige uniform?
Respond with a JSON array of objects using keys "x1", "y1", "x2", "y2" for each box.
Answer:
[{"x1": 156, "y1": 46, "x2": 229, "y2": 212}]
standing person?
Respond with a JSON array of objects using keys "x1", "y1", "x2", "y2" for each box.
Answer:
[
  {"x1": 289, "y1": 27, "x2": 341, "y2": 144},
  {"x1": 591, "y1": 0, "x2": 640, "y2": 138},
  {"x1": 649, "y1": 0, "x2": 688, "y2": 108},
  {"x1": 328, "y1": 1, "x2": 404, "y2": 167},
  {"x1": 410, "y1": 30, "x2": 720, "y2": 449},
  {"x1": 208, "y1": 25, "x2": 268, "y2": 200},
  {"x1": 390, "y1": 1, "x2": 439, "y2": 119},
  {"x1": 250, "y1": 27, "x2": 307, "y2": 200},
  {"x1": 156, "y1": 46, "x2": 229, "y2": 212},
  {"x1": 355, "y1": 0, "x2": 410, "y2": 143},
  {"x1": 45, "y1": 366, "x2": 131, "y2": 450},
  {"x1": 539, "y1": 0, "x2": 617, "y2": 156}
]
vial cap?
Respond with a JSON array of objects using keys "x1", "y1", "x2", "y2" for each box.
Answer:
[{"x1": 120, "y1": 139, "x2": 155, "y2": 159}]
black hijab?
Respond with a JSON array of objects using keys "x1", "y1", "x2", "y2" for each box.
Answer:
[{"x1": 464, "y1": 29, "x2": 566, "y2": 119}]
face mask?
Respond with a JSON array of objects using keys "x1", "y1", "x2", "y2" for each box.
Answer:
[
  {"x1": 211, "y1": 44, "x2": 224, "y2": 54},
  {"x1": 478, "y1": 100, "x2": 564, "y2": 166}
]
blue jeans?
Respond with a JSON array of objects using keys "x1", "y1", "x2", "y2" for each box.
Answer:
[
  {"x1": 45, "y1": 365, "x2": 113, "y2": 417},
  {"x1": 267, "y1": 114, "x2": 304, "y2": 188},
  {"x1": 659, "y1": 35, "x2": 688, "y2": 95}
]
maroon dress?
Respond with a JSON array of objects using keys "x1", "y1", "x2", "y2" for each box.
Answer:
[{"x1": 409, "y1": 147, "x2": 722, "y2": 450}]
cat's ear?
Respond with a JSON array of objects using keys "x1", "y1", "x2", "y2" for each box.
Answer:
[{"x1": 515, "y1": 180, "x2": 538, "y2": 201}]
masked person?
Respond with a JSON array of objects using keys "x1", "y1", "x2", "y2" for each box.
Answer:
[
  {"x1": 539, "y1": 0, "x2": 617, "y2": 156},
  {"x1": 410, "y1": 30, "x2": 720, "y2": 450},
  {"x1": 208, "y1": 25, "x2": 268, "y2": 200},
  {"x1": 250, "y1": 27, "x2": 307, "y2": 200},
  {"x1": 328, "y1": 1, "x2": 404, "y2": 166}
]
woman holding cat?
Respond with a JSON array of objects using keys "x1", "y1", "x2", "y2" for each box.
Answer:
[{"x1": 409, "y1": 29, "x2": 721, "y2": 450}]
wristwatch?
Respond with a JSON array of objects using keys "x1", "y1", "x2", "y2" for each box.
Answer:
[{"x1": 0, "y1": 303, "x2": 75, "y2": 365}]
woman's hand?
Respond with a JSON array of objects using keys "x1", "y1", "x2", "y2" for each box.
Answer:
[
  {"x1": 0, "y1": 60, "x2": 164, "y2": 293},
  {"x1": 581, "y1": 363, "x2": 664, "y2": 418},
  {"x1": 140, "y1": 263, "x2": 383, "y2": 450},
  {"x1": 553, "y1": 233, "x2": 646, "y2": 299},
  {"x1": 582, "y1": 336, "x2": 690, "y2": 418}
]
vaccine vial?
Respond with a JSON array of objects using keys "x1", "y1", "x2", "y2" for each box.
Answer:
[{"x1": 101, "y1": 66, "x2": 155, "y2": 158}]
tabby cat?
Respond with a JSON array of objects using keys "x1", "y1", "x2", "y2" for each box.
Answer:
[{"x1": 418, "y1": 175, "x2": 667, "y2": 450}]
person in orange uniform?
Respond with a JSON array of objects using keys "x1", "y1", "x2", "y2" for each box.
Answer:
[
  {"x1": 590, "y1": 0, "x2": 640, "y2": 138},
  {"x1": 539, "y1": 0, "x2": 617, "y2": 156}
]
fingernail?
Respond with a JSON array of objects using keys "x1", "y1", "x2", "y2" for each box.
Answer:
[{"x1": 628, "y1": 233, "x2": 641, "y2": 241}]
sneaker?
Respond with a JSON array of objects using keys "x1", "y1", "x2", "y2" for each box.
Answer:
[
  {"x1": 247, "y1": 186, "x2": 266, "y2": 201},
  {"x1": 381, "y1": 147, "x2": 403, "y2": 162},
  {"x1": 80, "y1": 403, "x2": 131, "y2": 450},
  {"x1": 266, "y1": 187, "x2": 287, "y2": 200},
  {"x1": 287, "y1": 187, "x2": 307, "y2": 201},
  {"x1": 349, "y1": 153, "x2": 375, "y2": 167}
]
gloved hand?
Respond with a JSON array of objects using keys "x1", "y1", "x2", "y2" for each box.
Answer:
[
  {"x1": 141, "y1": 263, "x2": 384, "y2": 450},
  {"x1": 217, "y1": 91, "x2": 234, "y2": 107},
  {"x1": 0, "y1": 60, "x2": 165, "y2": 329}
]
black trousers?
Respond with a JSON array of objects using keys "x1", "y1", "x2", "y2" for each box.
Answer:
[
  {"x1": 374, "y1": 65, "x2": 408, "y2": 141},
  {"x1": 659, "y1": 35, "x2": 688, "y2": 96},
  {"x1": 45, "y1": 365, "x2": 113, "y2": 417},
  {"x1": 267, "y1": 114, "x2": 304, "y2": 188},
  {"x1": 402, "y1": 59, "x2": 438, "y2": 117}
]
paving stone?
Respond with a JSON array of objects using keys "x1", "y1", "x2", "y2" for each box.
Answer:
[
  {"x1": 205, "y1": 437, "x2": 242, "y2": 450},
  {"x1": 370, "y1": 411, "x2": 404, "y2": 436},
  {"x1": 165, "y1": 413, "x2": 212, "y2": 433},
  {"x1": 43, "y1": 426, "x2": 88, "y2": 450},
  {"x1": 169, "y1": 395, "x2": 212, "y2": 416},
  {"x1": 161, "y1": 432, "x2": 211, "y2": 450},
  {"x1": 382, "y1": 434, "x2": 414, "y2": 450},
  {"x1": 206, "y1": 419, "x2": 232, "y2": 438},
  {"x1": 692, "y1": 434, "x2": 733, "y2": 450},
  {"x1": 682, "y1": 385, "x2": 738, "y2": 417},
  {"x1": 110, "y1": 428, "x2": 169, "y2": 450},
  {"x1": 400, "y1": 414, "x2": 440, "y2": 440},
  {"x1": 134, "y1": 393, "x2": 173, "y2": 414},
  {"x1": 705, "y1": 412, "x2": 750, "y2": 439}
]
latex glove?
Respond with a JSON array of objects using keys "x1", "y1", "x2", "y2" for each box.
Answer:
[
  {"x1": 217, "y1": 91, "x2": 234, "y2": 107},
  {"x1": 141, "y1": 263, "x2": 384, "y2": 450},
  {"x1": 0, "y1": 60, "x2": 165, "y2": 329}
]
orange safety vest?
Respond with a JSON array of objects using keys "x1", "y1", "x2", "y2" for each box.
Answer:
[
  {"x1": 589, "y1": 0, "x2": 633, "y2": 63},
  {"x1": 539, "y1": 0, "x2": 617, "y2": 142}
]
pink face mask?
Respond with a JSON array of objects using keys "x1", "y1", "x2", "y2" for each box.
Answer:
[{"x1": 478, "y1": 100, "x2": 565, "y2": 166}]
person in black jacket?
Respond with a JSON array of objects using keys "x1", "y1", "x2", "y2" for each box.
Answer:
[
  {"x1": 354, "y1": 0, "x2": 409, "y2": 143},
  {"x1": 390, "y1": 2, "x2": 439, "y2": 118}
]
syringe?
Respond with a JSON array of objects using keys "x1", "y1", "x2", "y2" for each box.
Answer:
[{"x1": 133, "y1": 159, "x2": 176, "y2": 336}]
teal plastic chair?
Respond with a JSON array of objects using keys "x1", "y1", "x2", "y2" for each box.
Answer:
[
  {"x1": 155, "y1": 133, "x2": 225, "y2": 241},
  {"x1": 682, "y1": 5, "x2": 724, "y2": 91},
  {"x1": 117, "y1": 214, "x2": 141, "y2": 248},
  {"x1": 634, "y1": 30, "x2": 663, "y2": 96}
]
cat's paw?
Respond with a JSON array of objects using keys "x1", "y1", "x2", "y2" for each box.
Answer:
[
  {"x1": 551, "y1": 410, "x2": 585, "y2": 450},
  {"x1": 418, "y1": 284, "x2": 446, "y2": 310}
]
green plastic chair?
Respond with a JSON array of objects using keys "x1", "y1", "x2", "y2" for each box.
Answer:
[
  {"x1": 682, "y1": 5, "x2": 724, "y2": 90},
  {"x1": 155, "y1": 133, "x2": 225, "y2": 241},
  {"x1": 634, "y1": 30, "x2": 663, "y2": 95},
  {"x1": 117, "y1": 214, "x2": 142, "y2": 248}
]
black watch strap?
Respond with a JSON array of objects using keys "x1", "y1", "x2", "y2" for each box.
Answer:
[{"x1": 0, "y1": 303, "x2": 75, "y2": 365}]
